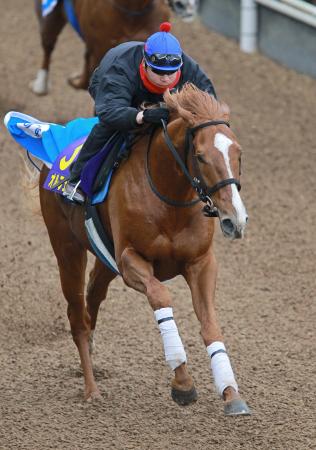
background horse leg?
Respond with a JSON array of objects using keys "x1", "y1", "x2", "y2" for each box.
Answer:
[
  {"x1": 183, "y1": 249, "x2": 251, "y2": 415},
  {"x1": 119, "y1": 247, "x2": 197, "y2": 405},
  {"x1": 86, "y1": 258, "x2": 117, "y2": 354},
  {"x1": 30, "y1": 0, "x2": 67, "y2": 95},
  {"x1": 39, "y1": 188, "x2": 100, "y2": 400},
  {"x1": 68, "y1": 46, "x2": 91, "y2": 90}
]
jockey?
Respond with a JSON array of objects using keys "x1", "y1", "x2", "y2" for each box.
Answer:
[{"x1": 64, "y1": 22, "x2": 217, "y2": 203}]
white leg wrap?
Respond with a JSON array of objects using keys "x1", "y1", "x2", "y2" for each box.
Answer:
[
  {"x1": 207, "y1": 341, "x2": 239, "y2": 396},
  {"x1": 154, "y1": 307, "x2": 187, "y2": 370},
  {"x1": 30, "y1": 69, "x2": 49, "y2": 95}
]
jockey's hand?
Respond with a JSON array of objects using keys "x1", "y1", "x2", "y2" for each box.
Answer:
[{"x1": 143, "y1": 107, "x2": 170, "y2": 124}]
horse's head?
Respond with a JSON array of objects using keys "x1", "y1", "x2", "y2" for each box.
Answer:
[
  {"x1": 164, "y1": 84, "x2": 248, "y2": 240},
  {"x1": 167, "y1": 0, "x2": 198, "y2": 22}
]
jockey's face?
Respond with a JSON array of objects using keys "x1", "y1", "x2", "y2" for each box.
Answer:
[{"x1": 146, "y1": 66, "x2": 178, "y2": 87}]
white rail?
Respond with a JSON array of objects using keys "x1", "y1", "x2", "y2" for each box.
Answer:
[
  {"x1": 256, "y1": 0, "x2": 316, "y2": 28},
  {"x1": 280, "y1": 0, "x2": 316, "y2": 16},
  {"x1": 240, "y1": 0, "x2": 316, "y2": 54}
]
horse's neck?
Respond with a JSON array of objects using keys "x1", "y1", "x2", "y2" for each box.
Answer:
[{"x1": 149, "y1": 120, "x2": 196, "y2": 201}]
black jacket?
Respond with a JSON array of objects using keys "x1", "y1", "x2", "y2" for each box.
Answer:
[{"x1": 89, "y1": 41, "x2": 217, "y2": 131}]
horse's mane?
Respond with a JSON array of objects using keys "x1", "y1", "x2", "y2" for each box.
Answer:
[{"x1": 164, "y1": 83, "x2": 230, "y2": 126}]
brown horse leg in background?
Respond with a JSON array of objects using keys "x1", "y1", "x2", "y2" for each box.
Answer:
[
  {"x1": 31, "y1": 0, "x2": 67, "y2": 95},
  {"x1": 119, "y1": 247, "x2": 196, "y2": 400},
  {"x1": 67, "y1": 47, "x2": 92, "y2": 90},
  {"x1": 31, "y1": 0, "x2": 91, "y2": 94},
  {"x1": 39, "y1": 170, "x2": 116, "y2": 400}
]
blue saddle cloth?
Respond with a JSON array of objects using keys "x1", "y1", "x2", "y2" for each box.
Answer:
[{"x1": 4, "y1": 111, "x2": 119, "y2": 204}]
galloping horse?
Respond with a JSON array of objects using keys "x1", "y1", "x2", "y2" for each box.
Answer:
[
  {"x1": 31, "y1": 0, "x2": 198, "y2": 95},
  {"x1": 39, "y1": 84, "x2": 250, "y2": 415}
]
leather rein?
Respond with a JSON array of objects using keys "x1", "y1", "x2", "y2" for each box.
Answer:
[{"x1": 145, "y1": 119, "x2": 241, "y2": 217}]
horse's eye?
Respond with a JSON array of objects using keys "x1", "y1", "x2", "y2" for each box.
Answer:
[{"x1": 196, "y1": 154, "x2": 206, "y2": 164}]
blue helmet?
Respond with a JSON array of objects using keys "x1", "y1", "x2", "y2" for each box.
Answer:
[{"x1": 144, "y1": 22, "x2": 183, "y2": 71}]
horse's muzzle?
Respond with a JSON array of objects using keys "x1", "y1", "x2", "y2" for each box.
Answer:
[{"x1": 219, "y1": 215, "x2": 248, "y2": 240}]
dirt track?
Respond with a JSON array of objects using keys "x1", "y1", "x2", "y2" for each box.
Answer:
[{"x1": 0, "y1": 2, "x2": 315, "y2": 449}]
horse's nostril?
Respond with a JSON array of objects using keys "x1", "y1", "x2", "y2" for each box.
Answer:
[
  {"x1": 175, "y1": 1, "x2": 185, "y2": 11},
  {"x1": 221, "y1": 218, "x2": 235, "y2": 235},
  {"x1": 246, "y1": 216, "x2": 249, "y2": 223}
]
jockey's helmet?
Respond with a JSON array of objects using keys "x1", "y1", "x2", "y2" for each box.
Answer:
[{"x1": 144, "y1": 22, "x2": 183, "y2": 72}]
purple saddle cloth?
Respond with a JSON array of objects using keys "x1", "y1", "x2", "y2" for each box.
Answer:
[{"x1": 80, "y1": 132, "x2": 122, "y2": 197}]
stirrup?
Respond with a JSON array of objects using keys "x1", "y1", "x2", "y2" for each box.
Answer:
[
  {"x1": 64, "y1": 180, "x2": 85, "y2": 204},
  {"x1": 68, "y1": 180, "x2": 81, "y2": 200}
]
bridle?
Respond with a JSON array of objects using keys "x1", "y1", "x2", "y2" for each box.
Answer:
[{"x1": 145, "y1": 119, "x2": 241, "y2": 217}]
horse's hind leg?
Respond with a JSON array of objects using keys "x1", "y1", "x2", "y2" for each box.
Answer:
[
  {"x1": 68, "y1": 46, "x2": 91, "y2": 90},
  {"x1": 40, "y1": 193, "x2": 100, "y2": 401},
  {"x1": 57, "y1": 244, "x2": 102, "y2": 400},
  {"x1": 120, "y1": 247, "x2": 197, "y2": 405},
  {"x1": 184, "y1": 249, "x2": 251, "y2": 416},
  {"x1": 86, "y1": 258, "x2": 117, "y2": 354},
  {"x1": 31, "y1": 0, "x2": 67, "y2": 95}
]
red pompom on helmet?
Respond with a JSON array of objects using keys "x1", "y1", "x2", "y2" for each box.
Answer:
[{"x1": 160, "y1": 22, "x2": 172, "y2": 33}]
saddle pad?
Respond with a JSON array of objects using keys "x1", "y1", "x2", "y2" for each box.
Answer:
[
  {"x1": 43, "y1": 136, "x2": 86, "y2": 193},
  {"x1": 42, "y1": 0, "x2": 58, "y2": 17},
  {"x1": 4, "y1": 111, "x2": 98, "y2": 171},
  {"x1": 85, "y1": 201, "x2": 120, "y2": 275}
]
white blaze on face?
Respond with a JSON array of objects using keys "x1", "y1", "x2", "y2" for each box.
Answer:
[
  {"x1": 172, "y1": 0, "x2": 198, "y2": 21},
  {"x1": 214, "y1": 132, "x2": 248, "y2": 226}
]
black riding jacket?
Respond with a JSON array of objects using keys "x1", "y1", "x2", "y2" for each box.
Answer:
[{"x1": 89, "y1": 41, "x2": 217, "y2": 131}]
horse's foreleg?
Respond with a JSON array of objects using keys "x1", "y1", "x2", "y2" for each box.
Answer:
[
  {"x1": 31, "y1": 0, "x2": 67, "y2": 95},
  {"x1": 184, "y1": 250, "x2": 251, "y2": 415},
  {"x1": 119, "y1": 247, "x2": 197, "y2": 405},
  {"x1": 86, "y1": 258, "x2": 117, "y2": 354}
]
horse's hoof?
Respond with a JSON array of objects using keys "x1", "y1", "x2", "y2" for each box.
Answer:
[
  {"x1": 86, "y1": 390, "x2": 102, "y2": 402},
  {"x1": 224, "y1": 398, "x2": 251, "y2": 416},
  {"x1": 171, "y1": 386, "x2": 198, "y2": 406},
  {"x1": 68, "y1": 74, "x2": 89, "y2": 90}
]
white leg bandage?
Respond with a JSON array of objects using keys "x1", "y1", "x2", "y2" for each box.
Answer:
[
  {"x1": 154, "y1": 307, "x2": 187, "y2": 370},
  {"x1": 207, "y1": 341, "x2": 238, "y2": 396}
]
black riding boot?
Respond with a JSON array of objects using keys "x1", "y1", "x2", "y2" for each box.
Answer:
[{"x1": 69, "y1": 121, "x2": 113, "y2": 182}]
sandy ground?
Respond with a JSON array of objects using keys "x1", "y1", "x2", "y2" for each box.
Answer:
[{"x1": 0, "y1": 2, "x2": 315, "y2": 449}]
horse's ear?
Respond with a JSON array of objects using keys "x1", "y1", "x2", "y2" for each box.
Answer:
[{"x1": 220, "y1": 101, "x2": 230, "y2": 121}]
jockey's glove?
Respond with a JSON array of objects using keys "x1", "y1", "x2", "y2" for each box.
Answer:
[{"x1": 143, "y1": 107, "x2": 170, "y2": 124}]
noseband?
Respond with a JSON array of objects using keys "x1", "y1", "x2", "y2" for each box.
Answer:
[{"x1": 145, "y1": 119, "x2": 241, "y2": 217}]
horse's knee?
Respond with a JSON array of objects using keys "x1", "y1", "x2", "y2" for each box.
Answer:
[
  {"x1": 146, "y1": 277, "x2": 171, "y2": 310},
  {"x1": 120, "y1": 248, "x2": 171, "y2": 309}
]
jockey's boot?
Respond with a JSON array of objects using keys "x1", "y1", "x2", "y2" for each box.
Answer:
[{"x1": 63, "y1": 180, "x2": 85, "y2": 205}]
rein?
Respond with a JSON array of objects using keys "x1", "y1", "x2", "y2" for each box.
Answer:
[
  {"x1": 145, "y1": 119, "x2": 241, "y2": 217},
  {"x1": 108, "y1": 0, "x2": 155, "y2": 16}
]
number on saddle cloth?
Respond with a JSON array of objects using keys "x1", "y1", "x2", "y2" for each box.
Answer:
[{"x1": 80, "y1": 132, "x2": 127, "y2": 198}]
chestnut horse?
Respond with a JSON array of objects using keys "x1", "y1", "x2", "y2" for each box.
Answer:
[
  {"x1": 31, "y1": 0, "x2": 198, "y2": 95},
  {"x1": 39, "y1": 84, "x2": 250, "y2": 415}
]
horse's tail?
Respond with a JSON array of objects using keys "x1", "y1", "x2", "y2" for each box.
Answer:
[{"x1": 20, "y1": 154, "x2": 42, "y2": 217}]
